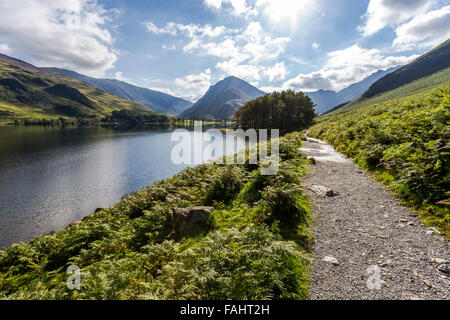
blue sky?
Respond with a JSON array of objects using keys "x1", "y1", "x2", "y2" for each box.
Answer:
[{"x1": 0, "y1": 0, "x2": 449, "y2": 101}]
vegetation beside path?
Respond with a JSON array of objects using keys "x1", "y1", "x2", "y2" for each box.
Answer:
[
  {"x1": 309, "y1": 85, "x2": 450, "y2": 237},
  {"x1": 0, "y1": 131, "x2": 313, "y2": 300}
]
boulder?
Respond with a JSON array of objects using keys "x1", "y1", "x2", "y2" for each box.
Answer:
[{"x1": 164, "y1": 207, "x2": 214, "y2": 240}]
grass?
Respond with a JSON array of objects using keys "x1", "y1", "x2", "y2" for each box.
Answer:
[
  {"x1": 0, "y1": 131, "x2": 313, "y2": 300},
  {"x1": 309, "y1": 85, "x2": 450, "y2": 238},
  {"x1": 0, "y1": 60, "x2": 159, "y2": 124},
  {"x1": 335, "y1": 67, "x2": 450, "y2": 114}
]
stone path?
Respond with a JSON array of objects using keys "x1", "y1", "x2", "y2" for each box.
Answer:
[{"x1": 302, "y1": 136, "x2": 449, "y2": 300}]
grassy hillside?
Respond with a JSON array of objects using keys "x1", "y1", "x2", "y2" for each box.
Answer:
[
  {"x1": 0, "y1": 131, "x2": 313, "y2": 300},
  {"x1": 309, "y1": 86, "x2": 450, "y2": 237},
  {"x1": 363, "y1": 38, "x2": 450, "y2": 99},
  {"x1": 43, "y1": 68, "x2": 193, "y2": 116},
  {"x1": 337, "y1": 67, "x2": 450, "y2": 114},
  {"x1": 0, "y1": 55, "x2": 160, "y2": 125}
]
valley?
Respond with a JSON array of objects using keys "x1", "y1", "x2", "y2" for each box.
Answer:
[{"x1": 0, "y1": 22, "x2": 449, "y2": 302}]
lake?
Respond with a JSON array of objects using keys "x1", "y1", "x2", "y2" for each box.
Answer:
[{"x1": 0, "y1": 125, "x2": 247, "y2": 249}]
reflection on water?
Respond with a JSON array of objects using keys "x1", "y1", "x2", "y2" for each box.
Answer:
[{"x1": 0, "y1": 126, "x2": 247, "y2": 249}]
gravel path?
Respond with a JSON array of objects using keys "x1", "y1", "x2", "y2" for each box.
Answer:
[{"x1": 302, "y1": 136, "x2": 449, "y2": 300}]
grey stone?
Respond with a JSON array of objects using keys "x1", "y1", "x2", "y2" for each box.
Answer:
[
  {"x1": 431, "y1": 258, "x2": 447, "y2": 264},
  {"x1": 164, "y1": 207, "x2": 214, "y2": 240},
  {"x1": 426, "y1": 227, "x2": 441, "y2": 236},
  {"x1": 437, "y1": 264, "x2": 450, "y2": 275},
  {"x1": 309, "y1": 185, "x2": 336, "y2": 197},
  {"x1": 323, "y1": 256, "x2": 339, "y2": 265}
]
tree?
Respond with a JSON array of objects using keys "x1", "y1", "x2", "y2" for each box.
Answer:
[{"x1": 234, "y1": 90, "x2": 316, "y2": 131}]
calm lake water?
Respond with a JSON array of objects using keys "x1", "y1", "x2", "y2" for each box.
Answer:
[{"x1": 0, "y1": 126, "x2": 247, "y2": 249}]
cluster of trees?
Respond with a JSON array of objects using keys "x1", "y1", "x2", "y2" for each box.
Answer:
[
  {"x1": 234, "y1": 90, "x2": 316, "y2": 131},
  {"x1": 102, "y1": 110, "x2": 169, "y2": 127}
]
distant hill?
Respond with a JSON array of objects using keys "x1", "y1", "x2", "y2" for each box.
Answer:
[
  {"x1": 363, "y1": 38, "x2": 450, "y2": 99},
  {"x1": 305, "y1": 67, "x2": 399, "y2": 114},
  {"x1": 0, "y1": 53, "x2": 157, "y2": 122},
  {"x1": 181, "y1": 76, "x2": 265, "y2": 120},
  {"x1": 334, "y1": 67, "x2": 450, "y2": 114},
  {"x1": 43, "y1": 68, "x2": 192, "y2": 116}
]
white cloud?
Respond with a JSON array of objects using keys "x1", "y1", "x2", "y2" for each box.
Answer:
[
  {"x1": 145, "y1": 21, "x2": 227, "y2": 39},
  {"x1": 203, "y1": 0, "x2": 255, "y2": 17},
  {"x1": 181, "y1": 22, "x2": 290, "y2": 82},
  {"x1": 359, "y1": 0, "x2": 435, "y2": 36},
  {"x1": 144, "y1": 22, "x2": 177, "y2": 36},
  {"x1": 284, "y1": 45, "x2": 418, "y2": 91},
  {"x1": 162, "y1": 44, "x2": 177, "y2": 51},
  {"x1": 393, "y1": 5, "x2": 450, "y2": 49},
  {"x1": 0, "y1": 0, "x2": 118, "y2": 77},
  {"x1": 174, "y1": 68, "x2": 212, "y2": 101},
  {"x1": 203, "y1": 0, "x2": 316, "y2": 28},
  {"x1": 0, "y1": 43, "x2": 11, "y2": 54},
  {"x1": 255, "y1": 0, "x2": 315, "y2": 28},
  {"x1": 114, "y1": 72, "x2": 130, "y2": 82},
  {"x1": 312, "y1": 42, "x2": 320, "y2": 50},
  {"x1": 264, "y1": 62, "x2": 288, "y2": 82},
  {"x1": 216, "y1": 60, "x2": 262, "y2": 81}
]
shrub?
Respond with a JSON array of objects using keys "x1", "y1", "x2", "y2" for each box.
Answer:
[{"x1": 205, "y1": 166, "x2": 245, "y2": 205}]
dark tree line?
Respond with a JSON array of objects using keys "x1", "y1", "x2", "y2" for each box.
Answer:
[{"x1": 234, "y1": 90, "x2": 316, "y2": 131}]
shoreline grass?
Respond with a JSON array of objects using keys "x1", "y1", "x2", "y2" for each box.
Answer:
[{"x1": 0, "y1": 131, "x2": 313, "y2": 300}]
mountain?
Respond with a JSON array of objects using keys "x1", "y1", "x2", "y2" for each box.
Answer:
[
  {"x1": 181, "y1": 76, "x2": 265, "y2": 120},
  {"x1": 305, "y1": 67, "x2": 399, "y2": 114},
  {"x1": 0, "y1": 53, "x2": 157, "y2": 122},
  {"x1": 43, "y1": 68, "x2": 192, "y2": 116},
  {"x1": 304, "y1": 90, "x2": 340, "y2": 115},
  {"x1": 363, "y1": 38, "x2": 450, "y2": 99}
]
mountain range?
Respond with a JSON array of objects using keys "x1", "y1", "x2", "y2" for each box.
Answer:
[
  {"x1": 305, "y1": 67, "x2": 399, "y2": 115},
  {"x1": 2, "y1": 37, "x2": 448, "y2": 123},
  {"x1": 43, "y1": 68, "x2": 193, "y2": 116},
  {"x1": 0, "y1": 54, "x2": 156, "y2": 122},
  {"x1": 363, "y1": 38, "x2": 450, "y2": 99},
  {"x1": 331, "y1": 38, "x2": 450, "y2": 114},
  {"x1": 181, "y1": 76, "x2": 265, "y2": 119}
]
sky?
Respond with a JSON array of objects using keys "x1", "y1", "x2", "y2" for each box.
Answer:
[{"x1": 0, "y1": 0, "x2": 449, "y2": 102}]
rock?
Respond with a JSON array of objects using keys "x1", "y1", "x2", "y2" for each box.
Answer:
[
  {"x1": 309, "y1": 185, "x2": 336, "y2": 197},
  {"x1": 423, "y1": 280, "x2": 432, "y2": 288},
  {"x1": 437, "y1": 264, "x2": 450, "y2": 275},
  {"x1": 380, "y1": 259, "x2": 392, "y2": 267},
  {"x1": 431, "y1": 258, "x2": 447, "y2": 264},
  {"x1": 164, "y1": 207, "x2": 214, "y2": 240},
  {"x1": 323, "y1": 256, "x2": 339, "y2": 265},
  {"x1": 426, "y1": 227, "x2": 441, "y2": 236}
]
